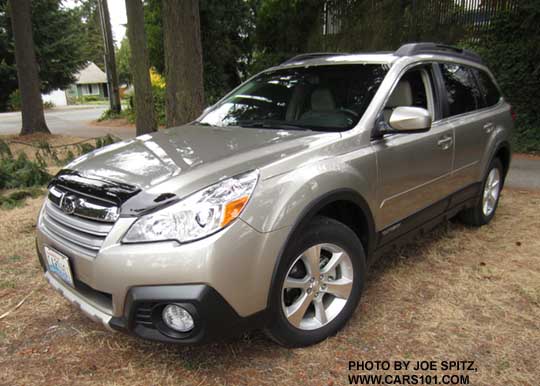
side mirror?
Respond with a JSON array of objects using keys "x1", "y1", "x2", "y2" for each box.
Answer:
[{"x1": 388, "y1": 106, "x2": 432, "y2": 133}]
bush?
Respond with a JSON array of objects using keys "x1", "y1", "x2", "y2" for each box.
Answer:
[
  {"x1": 0, "y1": 187, "x2": 45, "y2": 209},
  {"x1": 127, "y1": 68, "x2": 166, "y2": 126},
  {"x1": 464, "y1": 1, "x2": 540, "y2": 153},
  {"x1": 0, "y1": 151, "x2": 50, "y2": 190},
  {"x1": 8, "y1": 90, "x2": 21, "y2": 111}
]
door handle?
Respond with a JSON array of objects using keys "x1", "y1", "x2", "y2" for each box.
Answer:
[
  {"x1": 484, "y1": 122, "x2": 494, "y2": 134},
  {"x1": 437, "y1": 136, "x2": 453, "y2": 150}
]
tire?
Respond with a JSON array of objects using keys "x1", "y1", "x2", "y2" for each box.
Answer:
[
  {"x1": 265, "y1": 216, "x2": 366, "y2": 347},
  {"x1": 459, "y1": 158, "x2": 504, "y2": 227}
]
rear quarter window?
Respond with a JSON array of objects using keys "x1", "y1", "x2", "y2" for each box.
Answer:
[{"x1": 472, "y1": 68, "x2": 502, "y2": 107}]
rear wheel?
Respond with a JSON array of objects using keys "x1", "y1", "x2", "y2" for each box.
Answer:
[
  {"x1": 459, "y1": 158, "x2": 503, "y2": 226},
  {"x1": 265, "y1": 216, "x2": 366, "y2": 347}
]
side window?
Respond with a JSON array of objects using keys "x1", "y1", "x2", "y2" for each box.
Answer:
[
  {"x1": 383, "y1": 66, "x2": 435, "y2": 122},
  {"x1": 472, "y1": 68, "x2": 501, "y2": 107},
  {"x1": 439, "y1": 63, "x2": 481, "y2": 117}
]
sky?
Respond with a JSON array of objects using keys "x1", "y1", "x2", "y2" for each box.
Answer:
[{"x1": 64, "y1": 0, "x2": 127, "y2": 46}]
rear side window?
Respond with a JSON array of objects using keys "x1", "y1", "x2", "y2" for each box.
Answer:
[
  {"x1": 472, "y1": 69, "x2": 501, "y2": 107},
  {"x1": 439, "y1": 63, "x2": 482, "y2": 117}
]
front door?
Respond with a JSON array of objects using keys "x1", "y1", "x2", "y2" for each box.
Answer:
[{"x1": 372, "y1": 64, "x2": 454, "y2": 230}]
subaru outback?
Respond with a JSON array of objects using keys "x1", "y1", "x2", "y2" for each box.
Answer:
[{"x1": 36, "y1": 43, "x2": 512, "y2": 347}]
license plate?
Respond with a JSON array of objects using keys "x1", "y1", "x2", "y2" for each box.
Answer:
[{"x1": 45, "y1": 247, "x2": 74, "y2": 287}]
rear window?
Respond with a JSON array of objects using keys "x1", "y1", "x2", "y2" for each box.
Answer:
[
  {"x1": 439, "y1": 63, "x2": 482, "y2": 117},
  {"x1": 472, "y1": 68, "x2": 501, "y2": 107}
]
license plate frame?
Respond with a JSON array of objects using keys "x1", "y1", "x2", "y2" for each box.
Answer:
[{"x1": 44, "y1": 246, "x2": 75, "y2": 287}]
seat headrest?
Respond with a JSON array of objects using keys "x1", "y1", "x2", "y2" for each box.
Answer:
[
  {"x1": 311, "y1": 88, "x2": 336, "y2": 111},
  {"x1": 386, "y1": 80, "x2": 413, "y2": 108}
]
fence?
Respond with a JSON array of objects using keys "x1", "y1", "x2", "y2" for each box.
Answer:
[{"x1": 322, "y1": 0, "x2": 520, "y2": 50}]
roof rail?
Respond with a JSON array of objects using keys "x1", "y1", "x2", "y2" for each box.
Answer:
[
  {"x1": 395, "y1": 43, "x2": 483, "y2": 64},
  {"x1": 281, "y1": 52, "x2": 348, "y2": 65}
]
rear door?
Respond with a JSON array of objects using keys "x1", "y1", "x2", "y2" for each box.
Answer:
[{"x1": 437, "y1": 63, "x2": 490, "y2": 188}]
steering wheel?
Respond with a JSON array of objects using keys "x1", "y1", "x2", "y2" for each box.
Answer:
[{"x1": 340, "y1": 108, "x2": 360, "y2": 118}]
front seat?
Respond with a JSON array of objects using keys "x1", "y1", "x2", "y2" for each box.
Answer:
[
  {"x1": 299, "y1": 88, "x2": 349, "y2": 127},
  {"x1": 383, "y1": 80, "x2": 413, "y2": 121}
]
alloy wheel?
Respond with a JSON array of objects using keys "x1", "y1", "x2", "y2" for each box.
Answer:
[{"x1": 281, "y1": 243, "x2": 354, "y2": 330}]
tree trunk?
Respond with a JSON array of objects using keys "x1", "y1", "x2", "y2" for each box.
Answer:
[
  {"x1": 8, "y1": 0, "x2": 50, "y2": 135},
  {"x1": 125, "y1": 0, "x2": 156, "y2": 135},
  {"x1": 97, "y1": 0, "x2": 121, "y2": 113},
  {"x1": 163, "y1": 0, "x2": 204, "y2": 127}
]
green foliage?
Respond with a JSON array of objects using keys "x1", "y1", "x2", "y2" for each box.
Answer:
[
  {"x1": 143, "y1": 0, "x2": 254, "y2": 104},
  {"x1": 464, "y1": 1, "x2": 540, "y2": 153},
  {"x1": 7, "y1": 89, "x2": 20, "y2": 111},
  {"x1": 73, "y1": 0, "x2": 105, "y2": 71},
  {"x1": 152, "y1": 83, "x2": 166, "y2": 126},
  {"x1": 0, "y1": 0, "x2": 88, "y2": 111},
  {"x1": 0, "y1": 135, "x2": 119, "y2": 209},
  {"x1": 0, "y1": 187, "x2": 45, "y2": 209},
  {"x1": 144, "y1": 0, "x2": 165, "y2": 74},
  {"x1": 116, "y1": 36, "x2": 132, "y2": 85},
  {"x1": 252, "y1": 0, "x2": 324, "y2": 64},
  {"x1": 71, "y1": 95, "x2": 105, "y2": 105},
  {"x1": 0, "y1": 152, "x2": 50, "y2": 189}
]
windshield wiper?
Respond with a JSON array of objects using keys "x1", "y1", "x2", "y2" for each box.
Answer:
[
  {"x1": 237, "y1": 120, "x2": 311, "y2": 131},
  {"x1": 194, "y1": 121, "x2": 216, "y2": 127}
]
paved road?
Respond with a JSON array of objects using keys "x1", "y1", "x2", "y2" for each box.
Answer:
[
  {"x1": 0, "y1": 105, "x2": 134, "y2": 139},
  {"x1": 1, "y1": 107, "x2": 538, "y2": 189},
  {"x1": 506, "y1": 157, "x2": 540, "y2": 190}
]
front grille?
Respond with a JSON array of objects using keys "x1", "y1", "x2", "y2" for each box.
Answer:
[{"x1": 41, "y1": 197, "x2": 115, "y2": 258}]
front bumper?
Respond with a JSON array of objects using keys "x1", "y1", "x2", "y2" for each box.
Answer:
[
  {"x1": 44, "y1": 271, "x2": 113, "y2": 331},
  {"x1": 36, "y1": 211, "x2": 290, "y2": 343},
  {"x1": 43, "y1": 265, "x2": 267, "y2": 343},
  {"x1": 109, "y1": 283, "x2": 268, "y2": 343}
]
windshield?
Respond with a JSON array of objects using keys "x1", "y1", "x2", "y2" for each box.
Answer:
[{"x1": 198, "y1": 64, "x2": 389, "y2": 131}]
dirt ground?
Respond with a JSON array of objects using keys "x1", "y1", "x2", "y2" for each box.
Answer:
[{"x1": 0, "y1": 186, "x2": 538, "y2": 385}]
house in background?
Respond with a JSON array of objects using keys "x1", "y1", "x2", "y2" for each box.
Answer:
[{"x1": 65, "y1": 62, "x2": 109, "y2": 102}]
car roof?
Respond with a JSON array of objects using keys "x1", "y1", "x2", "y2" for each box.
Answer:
[
  {"x1": 275, "y1": 43, "x2": 484, "y2": 70},
  {"x1": 277, "y1": 53, "x2": 399, "y2": 68}
]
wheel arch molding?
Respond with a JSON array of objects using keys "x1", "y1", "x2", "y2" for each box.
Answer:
[{"x1": 265, "y1": 188, "x2": 376, "y2": 311}]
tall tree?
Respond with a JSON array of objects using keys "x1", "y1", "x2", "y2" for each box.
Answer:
[
  {"x1": 144, "y1": 0, "x2": 253, "y2": 103},
  {"x1": 125, "y1": 0, "x2": 156, "y2": 135},
  {"x1": 97, "y1": 0, "x2": 121, "y2": 113},
  {"x1": 163, "y1": 0, "x2": 204, "y2": 127},
  {"x1": 0, "y1": 0, "x2": 87, "y2": 112},
  {"x1": 75, "y1": 0, "x2": 105, "y2": 70},
  {"x1": 8, "y1": 0, "x2": 49, "y2": 134}
]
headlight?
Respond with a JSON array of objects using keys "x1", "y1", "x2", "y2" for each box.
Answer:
[{"x1": 123, "y1": 170, "x2": 259, "y2": 243}]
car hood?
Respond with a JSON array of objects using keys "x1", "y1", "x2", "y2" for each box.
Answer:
[{"x1": 66, "y1": 124, "x2": 337, "y2": 198}]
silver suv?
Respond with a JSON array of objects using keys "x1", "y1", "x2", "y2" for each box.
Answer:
[{"x1": 36, "y1": 43, "x2": 512, "y2": 347}]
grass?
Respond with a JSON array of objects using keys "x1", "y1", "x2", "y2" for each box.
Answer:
[{"x1": 0, "y1": 189, "x2": 538, "y2": 385}]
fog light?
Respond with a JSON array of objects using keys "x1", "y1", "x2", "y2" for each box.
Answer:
[{"x1": 162, "y1": 304, "x2": 194, "y2": 332}]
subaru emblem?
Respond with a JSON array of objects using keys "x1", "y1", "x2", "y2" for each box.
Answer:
[{"x1": 60, "y1": 195, "x2": 77, "y2": 215}]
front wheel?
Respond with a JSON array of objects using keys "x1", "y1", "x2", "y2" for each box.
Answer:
[
  {"x1": 459, "y1": 158, "x2": 504, "y2": 226},
  {"x1": 265, "y1": 216, "x2": 366, "y2": 347}
]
